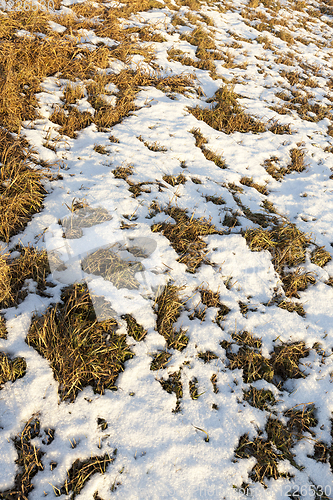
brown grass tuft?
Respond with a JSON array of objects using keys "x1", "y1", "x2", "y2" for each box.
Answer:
[
  {"x1": 26, "y1": 283, "x2": 133, "y2": 402},
  {"x1": 240, "y1": 176, "x2": 268, "y2": 196},
  {"x1": 0, "y1": 416, "x2": 44, "y2": 499},
  {"x1": 222, "y1": 332, "x2": 310, "y2": 385},
  {"x1": 151, "y1": 206, "x2": 222, "y2": 272},
  {"x1": 190, "y1": 128, "x2": 226, "y2": 168},
  {"x1": 188, "y1": 86, "x2": 267, "y2": 134},
  {"x1": 310, "y1": 246, "x2": 332, "y2": 267},
  {"x1": 56, "y1": 453, "x2": 115, "y2": 498},
  {"x1": 245, "y1": 221, "x2": 314, "y2": 297},
  {"x1": 0, "y1": 246, "x2": 50, "y2": 309},
  {"x1": 0, "y1": 129, "x2": 48, "y2": 242},
  {"x1": 159, "y1": 369, "x2": 183, "y2": 413},
  {"x1": 235, "y1": 406, "x2": 316, "y2": 484},
  {"x1": 154, "y1": 283, "x2": 188, "y2": 351},
  {"x1": 0, "y1": 352, "x2": 26, "y2": 387}
]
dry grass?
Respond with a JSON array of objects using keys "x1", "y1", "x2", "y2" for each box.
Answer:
[
  {"x1": 163, "y1": 174, "x2": 187, "y2": 186},
  {"x1": 154, "y1": 283, "x2": 189, "y2": 351},
  {"x1": 159, "y1": 369, "x2": 183, "y2": 413},
  {"x1": 273, "y1": 89, "x2": 333, "y2": 122},
  {"x1": 282, "y1": 268, "x2": 316, "y2": 298},
  {"x1": 190, "y1": 128, "x2": 226, "y2": 168},
  {"x1": 121, "y1": 314, "x2": 147, "y2": 342},
  {"x1": 53, "y1": 69, "x2": 198, "y2": 136},
  {"x1": 277, "y1": 300, "x2": 306, "y2": 317},
  {"x1": 151, "y1": 205, "x2": 222, "y2": 272},
  {"x1": 199, "y1": 287, "x2": 230, "y2": 326},
  {"x1": 198, "y1": 350, "x2": 218, "y2": 363},
  {"x1": 55, "y1": 453, "x2": 115, "y2": 499},
  {"x1": 263, "y1": 156, "x2": 287, "y2": 181},
  {"x1": 243, "y1": 386, "x2": 276, "y2": 411},
  {"x1": 81, "y1": 246, "x2": 144, "y2": 290},
  {"x1": 205, "y1": 195, "x2": 226, "y2": 205},
  {"x1": 0, "y1": 352, "x2": 26, "y2": 387},
  {"x1": 188, "y1": 86, "x2": 267, "y2": 134},
  {"x1": 0, "y1": 246, "x2": 50, "y2": 309},
  {"x1": 245, "y1": 221, "x2": 315, "y2": 298},
  {"x1": 222, "y1": 332, "x2": 310, "y2": 386},
  {"x1": 0, "y1": 129, "x2": 48, "y2": 242},
  {"x1": 150, "y1": 350, "x2": 172, "y2": 371},
  {"x1": 112, "y1": 164, "x2": 134, "y2": 180},
  {"x1": 167, "y1": 47, "x2": 218, "y2": 76},
  {"x1": 138, "y1": 135, "x2": 168, "y2": 152},
  {"x1": 0, "y1": 416, "x2": 44, "y2": 499},
  {"x1": 0, "y1": 315, "x2": 7, "y2": 339},
  {"x1": 235, "y1": 406, "x2": 316, "y2": 484},
  {"x1": 26, "y1": 283, "x2": 133, "y2": 402},
  {"x1": 287, "y1": 147, "x2": 306, "y2": 173},
  {"x1": 310, "y1": 246, "x2": 332, "y2": 267},
  {"x1": 240, "y1": 176, "x2": 268, "y2": 196},
  {"x1": 60, "y1": 199, "x2": 112, "y2": 239},
  {"x1": 50, "y1": 106, "x2": 93, "y2": 139}
]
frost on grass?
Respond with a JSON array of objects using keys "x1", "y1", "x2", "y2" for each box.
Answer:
[{"x1": 26, "y1": 283, "x2": 133, "y2": 402}]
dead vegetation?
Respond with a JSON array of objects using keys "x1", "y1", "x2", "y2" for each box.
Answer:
[
  {"x1": 54, "y1": 453, "x2": 115, "y2": 498},
  {"x1": 0, "y1": 246, "x2": 50, "y2": 309},
  {"x1": 151, "y1": 205, "x2": 222, "y2": 272},
  {"x1": 272, "y1": 89, "x2": 333, "y2": 122},
  {"x1": 245, "y1": 220, "x2": 317, "y2": 298},
  {"x1": 154, "y1": 283, "x2": 189, "y2": 351},
  {"x1": 198, "y1": 287, "x2": 230, "y2": 326},
  {"x1": 235, "y1": 405, "x2": 317, "y2": 485},
  {"x1": 0, "y1": 416, "x2": 45, "y2": 500},
  {"x1": 163, "y1": 174, "x2": 187, "y2": 186},
  {"x1": 121, "y1": 314, "x2": 147, "y2": 342},
  {"x1": 81, "y1": 246, "x2": 144, "y2": 290},
  {"x1": 189, "y1": 86, "x2": 267, "y2": 134},
  {"x1": 60, "y1": 199, "x2": 112, "y2": 239},
  {"x1": 0, "y1": 351, "x2": 26, "y2": 387},
  {"x1": 221, "y1": 332, "x2": 310, "y2": 386},
  {"x1": 190, "y1": 128, "x2": 227, "y2": 168},
  {"x1": 240, "y1": 176, "x2": 268, "y2": 196},
  {"x1": 0, "y1": 316, "x2": 7, "y2": 339},
  {"x1": 26, "y1": 283, "x2": 133, "y2": 402},
  {"x1": 0, "y1": 129, "x2": 48, "y2": 243},
  {"x1": 159, "y1": 369, "x2": 183, "y2": 413}
]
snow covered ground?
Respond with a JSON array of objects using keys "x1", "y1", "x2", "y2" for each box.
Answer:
[{"x1": 1, "y1": 0, "x2": 333, "y2": 498}]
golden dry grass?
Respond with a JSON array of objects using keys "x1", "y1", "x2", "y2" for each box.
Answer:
[
  {"x1": 188, "y1": 86, "x2": 267, "y2": 134},
  {"x1": 0, "y1": 129, "x2": 48, "y2": 242},
  {"x1": 0, "y1": 246, "x2": 50, "y2": 309},
  {"x1": 0, "y1": 416, "x2": 44, "y2": 499},
  {"x1": 26, "y1": 283, "x2": 133, "y2": 402},
  {"x1": 0, "y1": 352, "x2": 26, "y2": 387},
  {"x1": 151, "y1": 205, "x2": 222, "y2": 272}
]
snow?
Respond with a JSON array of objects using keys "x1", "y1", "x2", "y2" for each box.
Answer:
[{"x1": 1, "y1": 0, "x2": 333, "y2": 498}]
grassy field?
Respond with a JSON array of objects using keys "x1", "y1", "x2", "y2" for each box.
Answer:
[{"x1": 1, "y1": 0, "x2": 333, "y2": 498}]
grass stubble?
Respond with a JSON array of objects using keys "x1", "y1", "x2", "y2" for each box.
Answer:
[{"x1": 1, "y1": 0, "x2": 333, "y2": 496}]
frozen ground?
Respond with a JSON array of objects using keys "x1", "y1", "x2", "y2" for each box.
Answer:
[{"x1": 1, "y1": 0, "x2": 333, "y2": 498}]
